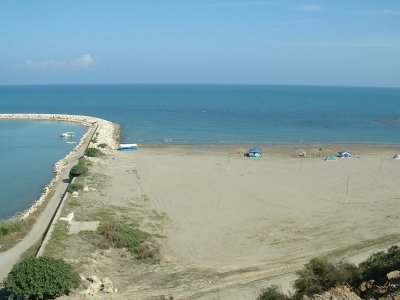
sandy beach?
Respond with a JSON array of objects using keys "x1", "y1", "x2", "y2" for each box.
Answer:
[
  {"x1": 41, "y1": 143, "x2": 400, "y2": 299},
  {"x1": 135, "y1": 144, "x2": 400, "y2": 270}
]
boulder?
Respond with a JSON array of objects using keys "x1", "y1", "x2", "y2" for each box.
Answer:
[
  {"x1": 102, "y1": 277, "x2": 114, "y2": 293},
  {"x1": 304, "y1": 287, "x2": 361, "y2": 300},
  {"x1": 80, "y1": 282, "x2": 102, "y2": 296},
  {"x1": 83, "y1": 185, "x2": 89, "y2": 192},
  {"x1": 387, "y1": 270, "x2": 400, "y2": 280},
  {"x1": 87, "y1": 274, "x2": 101, "y2": 283},
  {"x1": 360, "y1": 280, "x2": 375, "y2": 292}
]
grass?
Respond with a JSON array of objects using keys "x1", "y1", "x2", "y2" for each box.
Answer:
[
  {"x1": 67, "y1": 183, "x2": 83, "y2": 193},
  {"x1": 0, "y1": 219, "x2": 31, "y2": 252},
  {"x1": 43, "y1": 222, "x2": 69, "y2": 257},
  {"x1": 150, "y1": 210, "x2": 167, "y2": 221},
  {"x1": 0, "y1": 219, "x2": 27, "y2": 237},
  {"x1": 85, "y1": 147, "x2": 104, "y2": 157},
  {"x1": 98, "y1": 218, "x2": 158, "y2": 260},
  {"x1": 78, "y1": 157, "x2": 92, "y2": 167},
  {"x1": 99, "y1": 220, "x2": 149, "y2": 252},
  {"x1": 84, "y1": 173, "x2": 110, "y2": 190}
]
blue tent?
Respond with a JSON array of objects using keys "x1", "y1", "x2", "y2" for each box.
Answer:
[
  {"x1": 338, "y1": 151, "x2": 351, "y2": 158},
  {"x1": 248, "y1": 148, "x2": 263, "y2": 157}
]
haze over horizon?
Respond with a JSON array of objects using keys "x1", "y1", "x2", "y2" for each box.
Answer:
[{"x1": 1, "y1": 0, "x2": 400, "y2": 87}]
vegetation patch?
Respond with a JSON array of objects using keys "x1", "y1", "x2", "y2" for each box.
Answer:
[
  {"x1": 258, "y1": 285, "x2": 290, "y2": 300},
  {"x1": 359, "y1": 245, "x2": 400, "y2": 283},
  {"x1": 85, "y1": 147, "x2": 104, "y2": 157},
  {"x1": 0, "y1": 219, "x2": 27, "y2": 238},
  {"x1": 69, "y1": 164, "x2": 88, "y2": 178},
  {"x1": 98, "y1": 219, "x2": 158, "y2": 260},
  {"x1": 151, "y1": 210, "x2": 168, "y2": 221},
  {"x1": 0, "y1": 219, "x2": 32, "y2": 252},
  {"x1": 3, "y1": 256, "x2": 80, "y2": 300},
  {"x1": 84, "y1": 172, "x2": 110, "y2": 190},
  {"x1": 78, "y1": 156, "x2": 92, "y2": 167},
  {"x1": 258, "y1": 245, "x2": 400, "y2": 300},
  {"x1": 43, "y1": 222, "x2": 68, "y2": 257},
  {"x1": 67, "y1": 182, "x2": 84, "y2": 193},
  {"x1": 98, "y1": 143, "x2": 107, "y2": 148},
  {"x1": 293, "y1": 258, "x2": 359, "y2": 298}
]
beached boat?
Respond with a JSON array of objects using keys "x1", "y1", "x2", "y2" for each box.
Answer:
[
  {"x1": 119, "y1": 143, "x2": 138, "y2": 151},
  {"x1": 60, "y1": 132, "x2": 75, "y2": 138}
]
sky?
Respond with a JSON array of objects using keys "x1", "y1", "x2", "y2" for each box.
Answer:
[{"x1": 0, "y1": 0, "x2": 400, "y2": 87}]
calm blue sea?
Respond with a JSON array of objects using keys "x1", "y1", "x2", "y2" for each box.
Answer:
[
  {"x1": 1, "y1": 84, "x2": 400, "y2": 218},
  {"x1": 1, "y1": 84, "x2": 400, "y2": 145},
  {"x1": 0, "y1": 120, "x2": 86, "y2": 219}
]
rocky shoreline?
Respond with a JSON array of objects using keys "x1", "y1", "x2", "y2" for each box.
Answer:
[{"x1": 0, "y1": 113, "x2": 120, "y2": 219}]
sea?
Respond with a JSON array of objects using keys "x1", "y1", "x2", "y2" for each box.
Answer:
[{"x1": 1, "y1": 84, "x2": 400, "y2": 218}]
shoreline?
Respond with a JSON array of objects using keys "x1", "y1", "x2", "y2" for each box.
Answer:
[
  {"x1": 138, "y1": 143, "x2": 400, "y2": 157},
  {"x1": 1, "y1": 112, "x2": 398, "y2": 221},
  {"x1": 0, "y1": 113, "x2": 120, "y2": 220}
]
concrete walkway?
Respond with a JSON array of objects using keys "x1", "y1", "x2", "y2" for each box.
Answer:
[{"x1": 0, "y1": 127, "x2": 95, "y2": 281}]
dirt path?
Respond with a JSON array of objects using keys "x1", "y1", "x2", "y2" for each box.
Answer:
[{"x1": 0, "y1": 126, "x2": 95, "y2": 281}]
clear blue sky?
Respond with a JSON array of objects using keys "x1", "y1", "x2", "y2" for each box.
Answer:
[{"x1": 1, "y1": 0, "x2": 400, "y2": 87}]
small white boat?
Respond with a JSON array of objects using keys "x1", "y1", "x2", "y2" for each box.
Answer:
[
  {"x1": 60, "y1": 132, "x2": 75, "y2": 138},
  {"x1": 65, "y1": 141, "x2": 77, "y2": 144}
]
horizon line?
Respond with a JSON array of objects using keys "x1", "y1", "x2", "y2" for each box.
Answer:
[{"x1": 0, "y1": 82, "x2": 399, "y2": 89}]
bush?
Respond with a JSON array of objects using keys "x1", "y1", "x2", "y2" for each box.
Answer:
[
  {"x1": 98, "y1": 221, "x2": 150, "y2": 257},
  {"x1": 0, "y1": 219, "x2": 27, "y2": 237},
  {"x1": 85, "y1": 147, "x2": 104, "y2": 157},
  {"x1": 67, "y1": 183, "x2": 83, "y2": 193},
  {"x1": 293, "y1": 258, "x2": 358, "y2": 298},
  {"x1": 3, "y1": 256, "x2": 80, "y2": 300},
  {"x1": 258, "y1": 285, "x2": 290, "y2": 300},
  {"x1": 359, "y1": 245, "x2": 400, "y2": 283},
  {"x1": 136, "y1": 240, "x2": 160, "y2": 260},
  {"x1": 69, "y1": 164, "x2": 88, "y2": 178},
  {"x1": 98, "y1": 143, "x2": 107, "y2": 148}
]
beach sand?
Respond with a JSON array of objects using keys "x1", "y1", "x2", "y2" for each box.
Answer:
[
  {"x1": 133, "y1": 145, "x2": 400, "y2": 298},
  {"x1": 51, "y1": 144, "x2": 400, "y2": 299}
]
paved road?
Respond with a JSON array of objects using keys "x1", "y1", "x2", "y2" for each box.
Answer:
[{"x1": 0, "y1": 127, "x2": 94, "y2": 281}]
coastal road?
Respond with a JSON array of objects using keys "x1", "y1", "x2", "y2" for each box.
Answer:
[{"x1": 0, "y1": 126, "x2": 95, "y2": 282}]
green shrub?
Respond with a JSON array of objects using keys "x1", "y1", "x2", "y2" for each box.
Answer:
[
  {"x1": 359, "y1": 245, "x2": 400, "y2": 283},
  {"x1": 98, "y1": 221, "x2": 150, "y2": 257},
  {"x1": 3, "y1": 256, "x2": 80, "y2": 300},
  {"x1": 293, "y1": 258, "x2": 358, "y2": 298},
  {"x1": 98, "y1": 143, "x2": 107, "y2": 148},
  {"x1": 67, "y1": 183, "x2": 84, "y2": 193},
  {"x1": 0, "y1": 219, "x2": 27, "y2": 237},
  {"x1": 258, "y1": 285, "x2": 290, "y2": 300},
  {"x1": 85, "y1": 147, "x2": 104, "y2": 157},
  {"x1": 69, "y1": 164, "x2": 88, "y2": 178}
]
